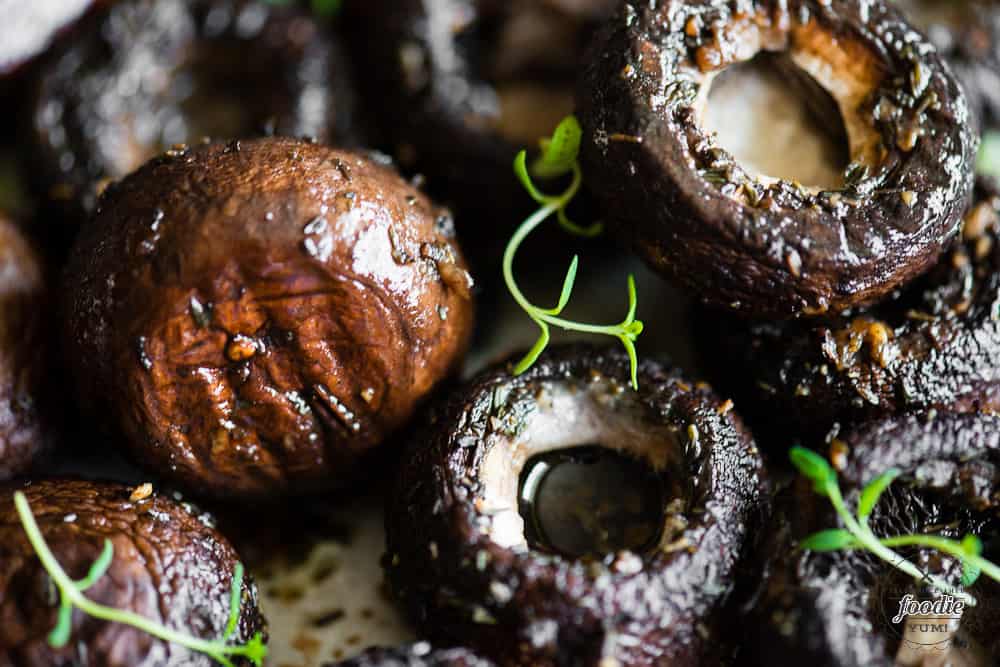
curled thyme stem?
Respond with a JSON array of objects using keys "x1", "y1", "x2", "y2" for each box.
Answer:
[{"x1": 503, "y1": 116, "x2": 644, "y2": 388}]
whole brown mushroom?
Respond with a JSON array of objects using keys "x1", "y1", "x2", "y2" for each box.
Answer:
[
  {"x1": 0, "y1": 213, "x2": 53, "y2": 479},
  {"x1": 0, "y1": 479, "x2": 267, "y2": 666},
  {"x1": 61, "y1": 137, "x2": 475, "y2": 498}
]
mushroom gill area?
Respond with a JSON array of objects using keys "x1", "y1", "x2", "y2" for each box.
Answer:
[
  {"x1": 477, "y1": 383, "x2": 684, "y2": 558},
  {"x1": 702, "y1": 51, "x2": 850, "y2": 191}
]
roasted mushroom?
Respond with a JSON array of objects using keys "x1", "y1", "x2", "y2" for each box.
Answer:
[
  {"x1": 0, "y1": 213, "x2": 54, "y2": 480},
  {"x1": 0, "y1": 479, "x2": 267, "y2": 666},
  {"x1": 386, "y1": 345, "x2": 768, "y2": 666},
  {"x1": 345, "y1": 0, "x2": 617, "y2": 263},
  {"x1": 902, "y1": 0, "x2": 1000, "y2": 130},
  {"x1": 699, "y1": 178, "x2": 1000, "y2": 444},
  {"x1": 29, "y1": 0, "x2": 362, "y2": 230},
  {"x1": 61, "y1": 137, "x2": 475, "y2": 498},
  {"x1": 578, "y1": 0, "x2": 978, "y2": 318},
  {"x1": 327, "y1": 643, "x2": 495, "y2": 667},
  {"x1": 747, "y1": 413, "x2": 1000, "y2": 666}
]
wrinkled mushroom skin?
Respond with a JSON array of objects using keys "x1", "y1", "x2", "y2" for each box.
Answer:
[
  {"x1": 327, "y1": 644, "x2": 495, "y2": 667},
  {"x1": 699, "y1": 178, "x2": 1000, "y2": 444},
  {"x1": 343, "y1": 0, "x2": 615, "y2": 265},
  {"x1": 747, "y1": 414, "x2": 1000, "y2": 666},
  {"x1": 29, "y1": 0, "x2": 362, "y2": 226},
  {"x1": 386, "y1": 345, "x2": 768, "y2": 666},
  {"x1": 61, "y1": 138, "x2": 475, "y2": 498},
  {"x1": 578, "y1": 0, "x2": 977, "y2": 318},
  {"x1": 0, "y1": 215, "x2": 54, "y2": 479},
  {"x1": 0, "y1": 479, "x2": 266, "y2": 666}
]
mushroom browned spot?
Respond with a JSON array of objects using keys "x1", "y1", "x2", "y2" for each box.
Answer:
[
  {"x1": 344, "y1": 0, "x2": 616, "y2": 265},
  {"x1": 60, "y1": 137, "x2": 475, "y2": 499},
  {"x1": 747, "y1": 413, "x2": 1000, "y2": 666},
  {"x1": 700, "y1": 178, "x2": 1000, "y2": 445},
  {"x1": 579, "y1": 0, "x2": 977, "y2": 318},
  {"x1": 29, "y1": 0, "x2": 363, "y2": 229},
  {"x1": 0, "y1": 479, "x2": 267, "y2": 666},
  {"x1": 386, "y1": 345, "x2": 768, "y2": 666}
]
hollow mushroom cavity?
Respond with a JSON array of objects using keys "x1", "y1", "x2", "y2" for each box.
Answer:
[
  {"x1": 477, "y1": 382, "x2": 679, "y2": 556},
  {"x1": 386, "y1": 345, "x2": 768, "y2": 666},
  {"x1": 578, "y1": 0, "x2": 978, "y2": 317}
]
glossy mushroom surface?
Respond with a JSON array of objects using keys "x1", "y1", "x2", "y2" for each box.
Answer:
[
  {"x1": 29, "y1": 0, "x2": 362, "y2": 227},
  {"x1": 61, "y1": 137, "x2": 475, "y2": 498},
  {"x1": 747, "y1": 413, "x2": 1000, "y2": 666},
  {"x1": 0, "y1": 479, "x2": 267, "y2": 666},
  {"x1": 578, "y1": 0, "x2": 977, "y2": 318},
  {"x1": 345, "y1": 0, "x2": 616, "y2": 263},
  {"x1": 0, "y1": 213, "x2": 54, "y2": 480},
  {"x1": 902, "y1": 0, "x2": 1000, "y2": 130},
  {"x1": 386, "y1": 345, "x2": 768, "y2": 666},
  {"x1": 700, "y1": 178, "x2": 1000, "y2": 443}
]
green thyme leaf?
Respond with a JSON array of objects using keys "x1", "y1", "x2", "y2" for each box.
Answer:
[
  {"x1": 977, "y1": 131, "x2": 1000, "y2": 179},
  {"x1": 799, "y1": 529, "x2": 858, "y2": 552},
  {"x1": 857, "y1": 468, "x2": 901, "y2": 522},
  {"x1": 504, "y1": 116, "x2": 643, "y2": 388},
  {"x1": 13, "y1": 492, "x2": 267, "y2": 666},
  {"x1": 532, "y1": 116, "x2": 582, "y2": 180},
  {"x1": 789, "y1": 446, "x2": 834, "y2": 495}
]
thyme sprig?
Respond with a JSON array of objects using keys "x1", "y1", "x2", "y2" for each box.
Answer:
[
  {"x1": 504, "y1": 116, "x2": 644, "y2": 389},
  {"x1": 979, "y1": 130, "x2": 1000, "y2": 180},
  {"x1": 790, "y1": 447, "x2": 1000, "y2": 606},
  {"x1": 13, "y1": 492, "x2": 267, "y2": 667}
]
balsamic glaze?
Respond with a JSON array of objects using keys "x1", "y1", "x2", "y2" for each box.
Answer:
[{"x1": 517, "y1": 445, "x2": 666, "y2": 559}]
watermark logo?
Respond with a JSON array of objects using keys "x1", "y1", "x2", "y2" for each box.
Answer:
[{"x1": 872, "y1": 560, "x2": 987, "y2": 654}]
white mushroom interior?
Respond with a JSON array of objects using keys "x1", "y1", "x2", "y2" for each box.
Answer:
[
  {"x1": 695, "y1": 19, "x2": 885, "y2": 192},
  {"x1": 702, "y1": 57, "x2": 847, "y2": 190},
  {"x1": 476, "y1": 381, "x2": 680, "y2": 551}
]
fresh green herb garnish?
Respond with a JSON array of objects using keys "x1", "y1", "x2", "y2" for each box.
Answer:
[
  {"x1": 978, "y1": 131, "x2": 1000, "y2": 180},
  {"x1": 504, "y1": 116, "x2": 644, "y2": 389},
  {"x1": 13, "y1": 492, "x2": 267, "y2": 667},
  {"x1": 789, "y1": 447, "x2": 1000, "y2": 605}
]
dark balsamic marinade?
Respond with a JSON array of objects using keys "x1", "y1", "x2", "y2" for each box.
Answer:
[
  {"x1": 61, "y1": 137, "x2": 475, "y2": 499},
  {"x1": 700, "y1": 178, "x2": 1000, "y2": 444},
  {"x1": 578, "y1": 0, "x2": 977, "y2": 318},
  {"x1": 747, "y1": 413, "x2": 1000, "y2": 666},
  {"x1": 28, "y1": 0, "x2": 363, "y2": 232},
  {"x1": 386, "y1": 345, "x2": 768, "y2": 666}
]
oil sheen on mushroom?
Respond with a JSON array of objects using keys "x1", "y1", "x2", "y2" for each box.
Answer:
[
  {"x1": 578, "y1": 0, "x2": 978, "y2": 318},
  {"x1": 700, "y1": 178, "x2": 1000, "y2": 444},
  {"x1": 386, "y1": 345, "x2": 768, "y2": 666},
  {"x1": 60, "y1": 137, "x2": 475, "y2": 499},
  {"x1": 0, "y1": 479, "x2": 267, "y2": 666},
  {"x1": 344, "y1": 0, "x2": 616, "y2": 265},
  {"x1": 747, "y1": 413, "x2": 1000, "y2": 666},
  {"x1": 29, "y1": 0, "x2": 363, "y2": 227}
]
